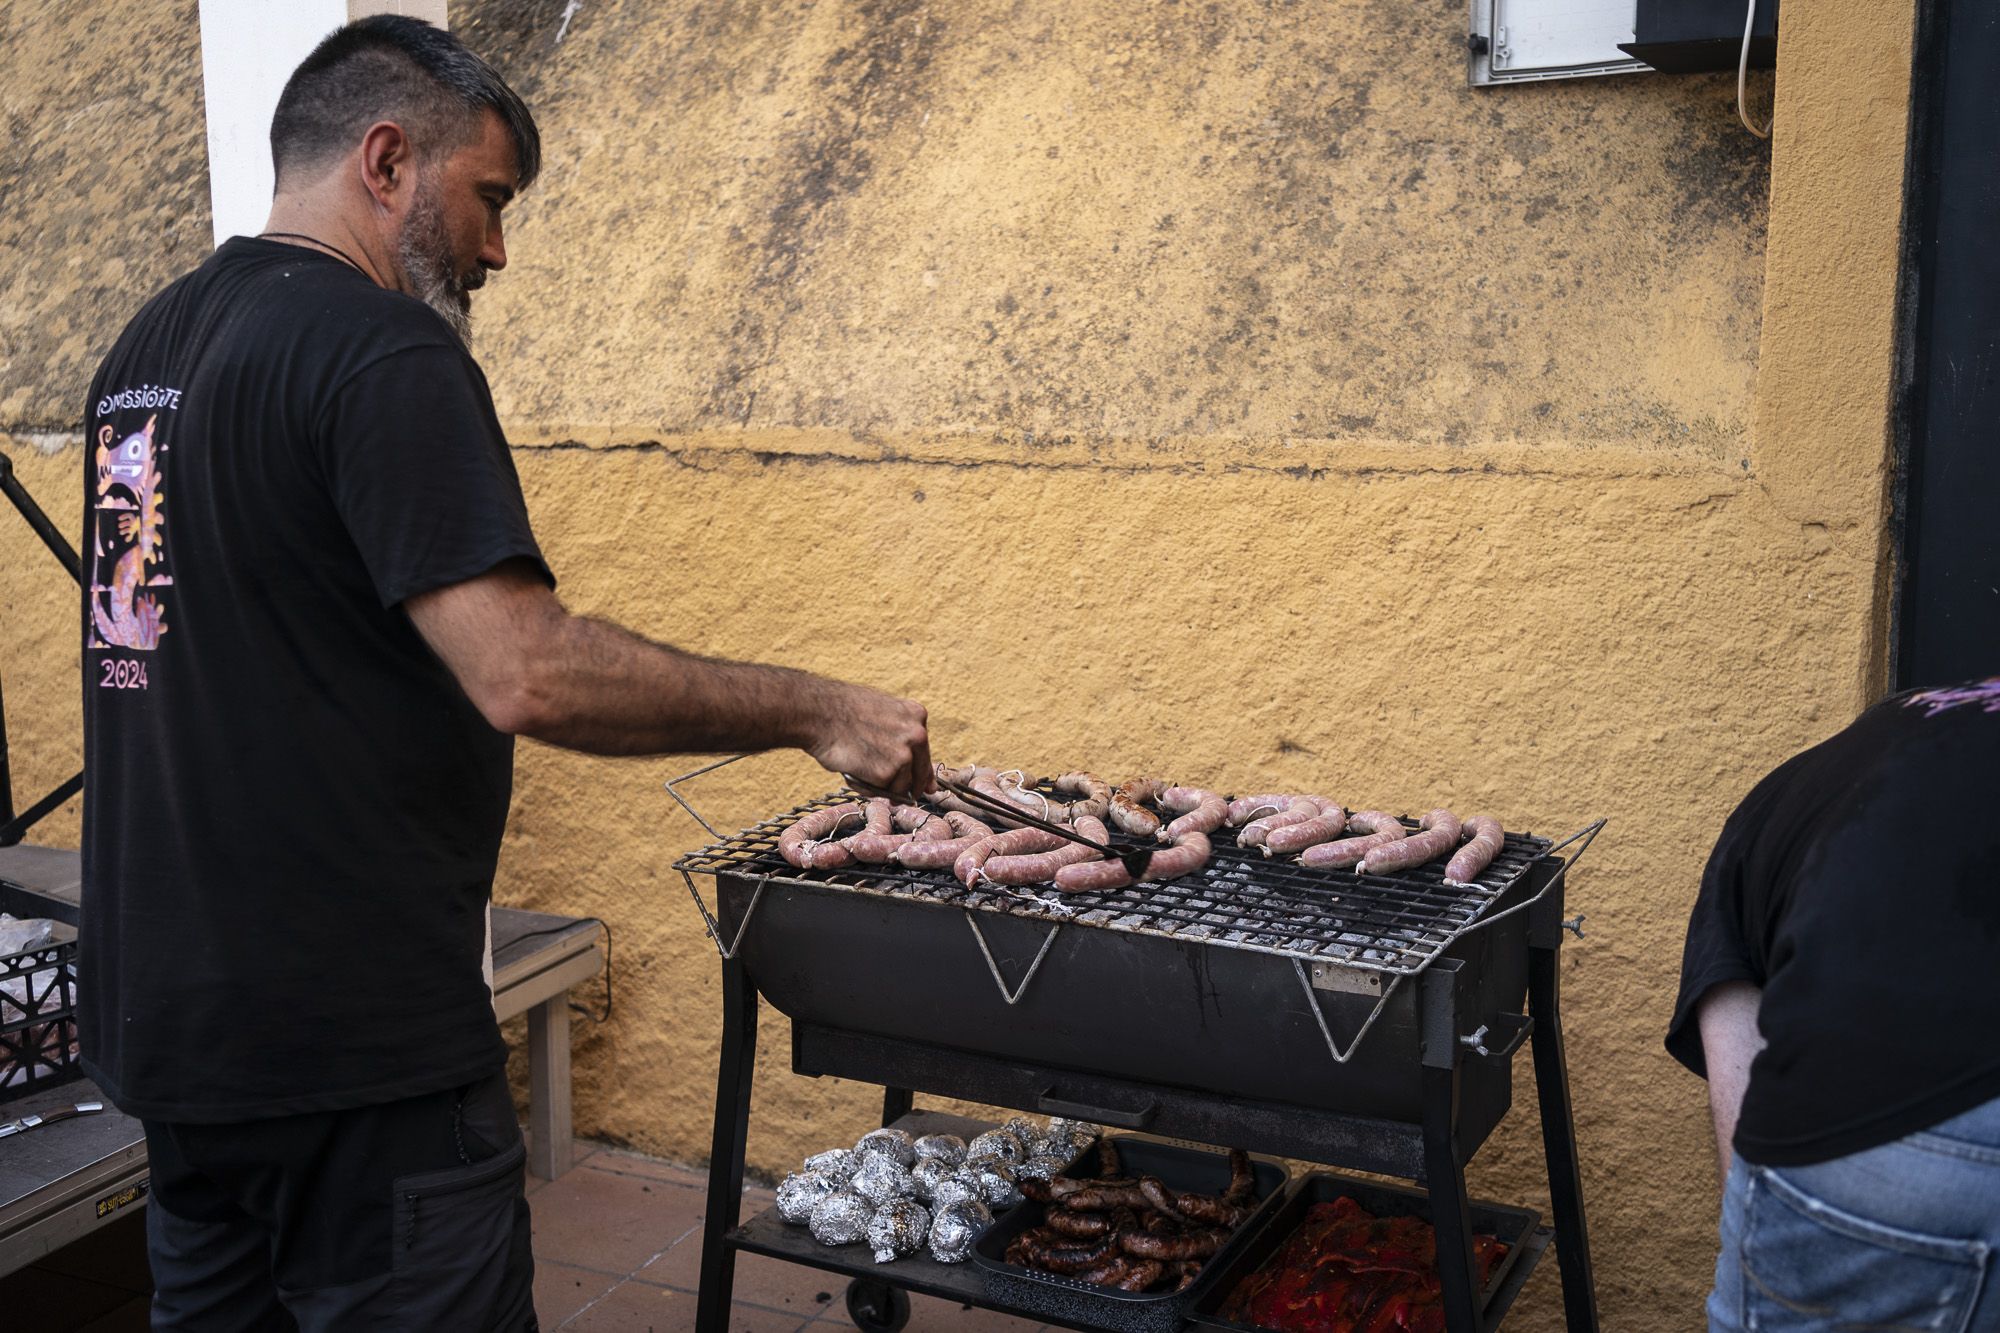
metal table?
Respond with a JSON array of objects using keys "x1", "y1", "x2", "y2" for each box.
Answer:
[{"x1": 0, "y1": 844, "x2": 605, "y2": 1277}]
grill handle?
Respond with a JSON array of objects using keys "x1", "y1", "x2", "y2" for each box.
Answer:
[{"x1": 1035, "y1": 1088, "x2": 1158, "y2": 1130}]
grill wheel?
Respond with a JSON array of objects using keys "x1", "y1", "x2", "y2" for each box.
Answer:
[{"x1": 844, "y1": 1277, "x2": 911, "y2": 1331}]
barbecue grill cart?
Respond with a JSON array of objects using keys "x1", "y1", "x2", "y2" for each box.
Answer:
[{"x1": 672, "y1": 764, "x2": 1602, "y2": 1332}]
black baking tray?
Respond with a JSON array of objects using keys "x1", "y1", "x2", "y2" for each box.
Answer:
[
  {"x1": 1187, "y1": 1171, "x2": 1541, "y2": 1330},
  {"x1": 971, "y1": 1137, "x2": 1288, "y2": 1333}
]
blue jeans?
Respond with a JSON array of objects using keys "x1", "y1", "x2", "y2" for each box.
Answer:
[{"x1": 1709, "y1": 1095, "x2": 2000, "y2": 1331}]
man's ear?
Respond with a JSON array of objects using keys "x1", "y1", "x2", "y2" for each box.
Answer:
[{"x1": 357, "y1": 120, "x2": 415, "y2": 213}]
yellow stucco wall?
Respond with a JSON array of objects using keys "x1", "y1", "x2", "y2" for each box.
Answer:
[{"x1": 0, "y1": 0, "x2": 1914, "y2": 1326}]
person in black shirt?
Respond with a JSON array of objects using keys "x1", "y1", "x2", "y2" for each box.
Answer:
[
  {"x1": 1667, "y1": 679, "x2": 2000, "y2": 1331},
  {"x1": 80, "y1": 18, "x2": 930, "y2": 1332}
]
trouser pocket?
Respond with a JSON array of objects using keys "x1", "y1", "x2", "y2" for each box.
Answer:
[
  {"x1": 387, "y1": 1121, "x2": 533, "y2": 1330},
  {"x1": 1741, "y1": 1165, "x2": 1988, "y2": 1332}
]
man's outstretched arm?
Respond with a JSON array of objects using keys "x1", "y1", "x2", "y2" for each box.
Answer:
[
  {"x1": 1696, "y1": 980, "x2": 1764, "y2": 1187},
  {"x1": 405, "y1": 559, "x2": 932, "y2": 795}
]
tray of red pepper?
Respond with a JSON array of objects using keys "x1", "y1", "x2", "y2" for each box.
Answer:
[{"x1": 1189, "y1": 1172, "x2": 1539, "y2": 1332}]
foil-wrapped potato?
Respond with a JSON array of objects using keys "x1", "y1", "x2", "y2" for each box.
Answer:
[{"x1": 867, "y1": 1199, "x2": 931, "y2": 1264}]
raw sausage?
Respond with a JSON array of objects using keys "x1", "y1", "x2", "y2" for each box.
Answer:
[
  {"x1": 956, "y1": 826, "x2": 1069, "y2": 886},
  {"x1": 981, "y1": 816, "x2": 1112, "y2": 886},
  {"x1": 1261, "y1": 801, "x2": 1350, "y2": 855},
  {"x1": 1447, "y1": 815, "x2": 1506, "y2": 885},
  {"x1": 890, "y1": 812, "x2": 993, "y2": 869},
  {"x1": 1242, "y1": 795, "x2": 1341, "y2": 849},
  {"x1": 1001, "y1": 771, "x2": 1114, "y2": 823},
  {"x1": 1297, "y1": 810, "x2": 1407, "y2": 869},
  {"x1": 1226, "y1": 793, "x2": 1296, "y2": 826},
  {"x1": 1158, "y1": 787, "x2": 1227, "y2": 841},
  {"x1": 836, "y1": 798, "x2": 900, "y2": 863},
  {"x1": 1357, "y1": 809, "x2": 1462, "y2": 875},
  {"x1": 777, "y1": 802, "x2": 864, "y2": 869},
  {"x1": 844, "y1": 802, "x2": 950, "y2": 862},
  {"x1": 1052, "y1": 830, "x2": 1212, "y2": 892}
]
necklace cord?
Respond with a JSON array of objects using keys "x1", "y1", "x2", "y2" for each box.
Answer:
[{"x1": 257, "y1": 231, "x2": 370, "y2": 277}]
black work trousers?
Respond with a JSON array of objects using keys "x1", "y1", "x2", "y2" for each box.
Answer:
[{"x1": 140, "y1": 1070, "x2": 536, "y2": 1332}]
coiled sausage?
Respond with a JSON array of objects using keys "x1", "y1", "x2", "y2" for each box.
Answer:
[{"x1": 1357, "y1": 808, "x2": 1462, "y2": 874}]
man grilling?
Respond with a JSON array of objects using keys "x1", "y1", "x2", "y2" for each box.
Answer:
[
  {"x1": 1667, "y1": 678, "x2": 2000, "y2": 1331},
  {"x1": 78, "y1": 17, "x2": 930, "y2": 1330}
]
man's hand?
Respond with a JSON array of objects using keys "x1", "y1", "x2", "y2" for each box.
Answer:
[{"x1": 808, "y1": 685, "x2": 933, "y2": 799}]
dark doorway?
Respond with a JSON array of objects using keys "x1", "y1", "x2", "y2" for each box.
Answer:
[{"x1": 1893, "y1": 0, "x2": 2000, "y2": 687}]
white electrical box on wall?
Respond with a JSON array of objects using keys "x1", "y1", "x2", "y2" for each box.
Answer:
[{"x1": 1467, "y1": 0, "x2": 1651, "y2": 85}]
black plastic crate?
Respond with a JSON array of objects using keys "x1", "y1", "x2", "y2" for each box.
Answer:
[
  {"x1": 0, "y1": 933, "x2": 81, "y2": 1104},
  {"x1": 1188, "y1": 1171, "x2": 1541, "y2": 1330},
  {"x1": 971, "y1": 1137, "x2": 1288, "y2": 1333}
]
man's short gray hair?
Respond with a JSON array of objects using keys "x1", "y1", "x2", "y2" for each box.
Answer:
[{"x1": 270, "y1": 15, "x2": 540, "y2": 191}]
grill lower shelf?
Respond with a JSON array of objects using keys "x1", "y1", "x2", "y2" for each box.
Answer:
[{"x1": 725, "y1": 1111, "x2": 1555, "y2": 1333}]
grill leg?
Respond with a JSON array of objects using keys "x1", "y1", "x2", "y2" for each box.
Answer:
[
  {"x1": 1421, "y1": 964, "x2": 1483, "y2": 1333},
  {"x1": 695, "y1": 956, "x2": 758, "y2": 1333},
  {"x1": 1530, "y1": 925, "x2": 1600, "y2": 1330},
  {"x1": 880, "y1": 1087, "x2": 914, "y2": 1128}
]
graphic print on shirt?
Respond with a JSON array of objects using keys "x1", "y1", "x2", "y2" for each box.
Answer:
[
  {"x1": 89, "y1": 413, "x2": 172, "y2": 653},
  {"x1": 1902, "y1": 677, "x2": 2000, "y2": 718}
]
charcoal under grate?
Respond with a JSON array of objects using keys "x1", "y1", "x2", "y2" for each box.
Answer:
[{"x1": 674, "y1": 789, "x2": 1556, "y2": 977}]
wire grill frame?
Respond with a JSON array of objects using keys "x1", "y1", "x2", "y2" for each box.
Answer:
[{"x1": 673, "y1": 791, "x2": 1557, "y2": 978}]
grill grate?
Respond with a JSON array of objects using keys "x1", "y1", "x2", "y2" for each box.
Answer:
[{"x1": 674, "y1": 791, "x2": 1555, "y2": 977}]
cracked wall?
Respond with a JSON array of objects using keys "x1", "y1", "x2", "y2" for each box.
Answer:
[{"x1": 0, "y1": 0, "x2": 1914, "y2": 1326}]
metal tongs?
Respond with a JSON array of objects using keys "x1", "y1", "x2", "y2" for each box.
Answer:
[{"x1": 844, "y1": 764, "x2": 1160, "y2": 876}]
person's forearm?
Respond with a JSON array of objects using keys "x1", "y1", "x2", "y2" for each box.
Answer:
[
  {"x1": 1697, "y1": 981, "x2": 1764, "y2": 1186},
  {"x1": 514, "y1": 613, "x2": 839, "y2": 757}
]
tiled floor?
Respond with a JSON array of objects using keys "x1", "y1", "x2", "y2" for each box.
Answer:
[
  {"x1": 532, "y1": 1143, "x2": 1052, "y2": 1331},
  {"x1": 3, "y1": 1142, "x2": 1055, "y2": 1332}
]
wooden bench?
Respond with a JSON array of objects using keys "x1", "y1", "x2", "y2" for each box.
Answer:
[{"x1": 0, "y1": 844, "x2": 604, "y2": 1276}]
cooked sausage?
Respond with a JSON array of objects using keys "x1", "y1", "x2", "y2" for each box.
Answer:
[
  {"x1": 1165, "y1": 1193, "x2": 1250, "y2": 1227},
  {"x1": 1226, "y1": 793, "x2": 1297, "y2": 826},
  {"x1": 1447, "y1": 815, "x2": 1506, "y2": 884},
  {"x1": 1114, "y1": 1259, "x2": 1166, "y2": 1291},
  {"x1": 1261, "y1": 800, "x2": 1350, "y2": 855},
  {"x1": 1117, "y1": 1228, "x2": 1231, "y2": 1261},
  {"x1": 1224, "y1": 1148, "x2": 1254, "y2": 1205},
  {"x1": 778, "y1": 802, "x2": 864, "y2": 869},
  {"x1": 1158, "y1": 787, "x2": 1228, "y2": 841},
  {"x1": 1044, "y1": 1208, "x2": 1112, "y2": 1239},
  {"x1": 956, "y1": 826, "x2": 1069, "y2": 886},
  {"x1": 1298, "y1": 810, "x2": 1407, "y2": 869},
  {"x1": 1138, "y1": 1176, "x2": 1182, "y2": 1219},
  {"x1": 982, "y1": 816, "x2": 1112, "y2": 885},
  {"x1": 1075, "y1": 1257, "x2": 1136, "y2": 1286},
  {"x1": 1035, "y1": 1237, "x2": 1119, "y2": 1273},
  {"x1": 1109, "y1": 777, "x2": 1167, "y2": 836},
  {"x1": 1053, "y1": 1183, "x2": 1157, "y2": 1212},
  {"x1": 1357, "y1": 808, "x2": 1462, "y2": 874}
]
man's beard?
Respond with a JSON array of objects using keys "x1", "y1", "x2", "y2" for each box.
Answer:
[{"x1": 397, "y1": 182, "x2": 478, "y2": 346}]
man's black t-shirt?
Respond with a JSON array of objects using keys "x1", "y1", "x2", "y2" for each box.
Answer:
[
  {"x1": 79, "y1": 237, "x2": 550, "y2": 1122},
  {"x1": 1666, "y1": 680, "x2": 2000, "y2": 1166}
]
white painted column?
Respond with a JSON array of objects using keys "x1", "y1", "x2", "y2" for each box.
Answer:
[{"x1": 197, "y1": 1, "x2": 449, "y2": 248}]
